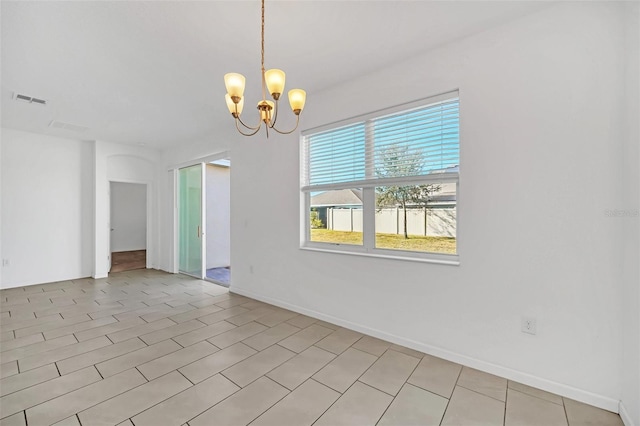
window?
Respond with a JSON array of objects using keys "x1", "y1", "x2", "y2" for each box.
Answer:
[{"x1": 301, "y1": 91, "x2": 459, "y2": 262}]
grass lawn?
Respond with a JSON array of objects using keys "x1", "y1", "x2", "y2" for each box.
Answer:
[{"x1": 310, "y1": 229, "x2": 456, "y2": 254}]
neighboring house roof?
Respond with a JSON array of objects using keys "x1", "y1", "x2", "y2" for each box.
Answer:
[{"x1": 311, "y1": 189, "x2": 363, "y2": 207}]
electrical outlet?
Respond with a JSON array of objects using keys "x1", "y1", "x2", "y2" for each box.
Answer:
[
  {"x1": 2, "y1": 259, "x2": 9, "y2": 267},
  {"x1": 521, "y1": 317, "x2": 537, "y2": 335}
]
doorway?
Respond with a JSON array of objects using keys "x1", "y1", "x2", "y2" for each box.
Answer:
[
  {"x1": 110, "y1": 182, "x2": 147, "y2": 273},
  {"x1": 205, "y1": 160, "x2": 231, "y2": 286},
  {"x1": 176, "y1": 158, "x2": 231, "y2": 286}
]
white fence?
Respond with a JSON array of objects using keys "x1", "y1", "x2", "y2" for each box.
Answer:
[{"x1": 326, "y1": 207, "x2": 456, "y2": 237}]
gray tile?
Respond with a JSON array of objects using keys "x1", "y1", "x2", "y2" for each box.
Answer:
[
  {"x1": 1, "y1": 361, "x2": 19, "y2": 378},
  {"x1": 1, "y1": 334, "x2": 78, "y2": 364},
  {"x1": 315, "y1": 327, "x2": 363, "y2": 355},
  {"x1": 240, "y1": 300, "x2": 269, "y2": 310},
  {"x1": 131, "y1": 374, "x2": 239, "y2": 426},
  {"x1": 563, "y1": 397, "x2": 623, "y2": 426},
  {"x1": 389, "y1": 343, "x2": 425, "y2": 359},
  {"x1": 285, "y1": 315, "x2": 318, "y2": 329},
  {"x1": 255, "y1": 309, "x2": 299, "y2": 327},
  {"x1": 252, "y1": 379, "x2": 340, "y2": 426},
  {"x1": 19, "y1": 336, "x2": 112, "y2": 372},
  {"x1": 0, "y1": 366, "x2": 101, "y2": 418},
  {"x1": 378, "y1": 383, "x2": 449, "y2": 426},
  {"x1": 315, "y1": 381, "x2": 393, "y2": 426},
  {"x1": 0, "y1": 412, "x2": 26, "y2": 426},
  {"x1": 441, "y1": 386, "x2": 505, "y2": 426},
  {"x1": 197, "y1": 306, "x2": 251, "y2": 325},
  {"x1": 25, "y1": 368, "x2": 147, "y2": 425},
  {"x1": 77, "y1": 371, "x2": 192, "y2": 425},
  {"x1": 179, "y1": 342, "x2": 257, "y2": 383},
  {"x1": 96, "y1": 339, "x2": 182, "y2": 377},
  {"x1": 168, "y1": 304, "x2": 223, "y2": 323},
  {"x1": 43, "y1": 316, "x2": 117, "y2": 340},
  {"x1": 0, "y1": 313, "x2": 63, "y2": 334},
  {"x1": 457, "y1": 366, "x2": 507, "y2": 401},
  {"x1": 226, "y1": 307, "x2": 276, "y2": 326},
  {"x1": 107, "y1": 318, "x2": 176, "y2": 343},
  {"x1": 88, "y1": 302, "x2": 148, "y2": 320},
  {"x1": 73, "y1": 317, "x2": 145, "y2": 341},
  {"x1": 213, "y1": 296, "x2": 251, "y2": 309},
  {"x1": 140, "y1": 304, "x2": 195, "y2": 323},
  {"x1": 0, "y1": 331, "x2": 15, "y2": 342},
  {"x1": 313, "y1": 347, "x2": 378, "y2": 393},
  {"x1": 359, "y1": 349, "x2": 420, "y2": 396},
  {"x1": 172, "y1": 320, "x2": 237, "y2": 347},
  {"x1": 190, "y1": 376, "x2": 289, "y2": 426},
  {"x1": 0, "y1": 333, "x2": 44, "y2": 352},
  {"x1": 407, "y1": 354, "x2": 462, "y2": 398},
  {"x1": 137, "y1": 340, "x2": 219, "y2": 381},
  {"x1": 242, "y1": 322, "x2": 300, "y2": 351},
  {"x1": 505, "y1": 389, "x2": 567, "y2": 426},
  {"x1": 352, "y1": 335, "x2": 391, "y2": 356},
  {"x1": 56, "y1": 337, "x2": 146, "y2": 375},
  {"x1": 314, "y1": 320, "x2": 340, "y2": 330},
  {"x1": 508, "y1": 380, "x2": 563, "y2": 405},
  {"x1": 0, "y1": 363, "x2": 59, "y2": 396},
  {"x1": 139, "y1": 319, "x2": 204, "y2": 345},
  {"x1": 278, "y1": 324, "x2": 333, "y2": 353},
  {"x1": 267, "y1": 346, "x2": 336, "y2": 390},
  {"x1": 207, "y1": 321, "x2": 267, "y2": 349},
  {"x1": 222, "y1": 344, "x2": 296, "y2": 387},
  {"x1": 52, "y1": 415, "x2": 81, "y2": 426}
]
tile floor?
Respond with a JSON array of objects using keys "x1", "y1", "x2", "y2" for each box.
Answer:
[{"x1": 0, "y1": 270, "x2": 624, "y2": 426}]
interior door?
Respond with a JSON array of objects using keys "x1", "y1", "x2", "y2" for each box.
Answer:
[{"x1": 178, "y1": 164, "x2": 205, "y2": 278}]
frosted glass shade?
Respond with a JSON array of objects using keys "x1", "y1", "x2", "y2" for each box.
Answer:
[
  {"x1": 265, "y1": 69, "x2": 285, "y2": 97},
  {"x1": 225, "y1": 94, "x2": 244, "y2": 115},
  {"x1": 288, "y1": 89, "x2": 306, "y2": 113},
  {"x1": 224, "y1": 73, "x2": 246, "y2": 98}
]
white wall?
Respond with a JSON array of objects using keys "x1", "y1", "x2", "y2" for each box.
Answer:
[
  {"x1": 0, "y1": 128, "x2": 93, "y2": 288},
  {"x1": 110, "y1": 182, "x2": 147, "y2": 252},
  {"x1": 620, "y1": 2, "x2": 639, "y2": 425},
  {"x1": 206, "y1": 164, "x2": 231, "y2": 269},
  {"x1": 226, "y1": 2, "x2": 633, "y2": 413}
]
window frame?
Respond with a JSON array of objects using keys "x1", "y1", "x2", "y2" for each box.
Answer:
[{"x1": 300, "y1": 91, "x2": 460, "y2": 265}]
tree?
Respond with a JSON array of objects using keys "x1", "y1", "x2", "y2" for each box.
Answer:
[{"x1": 375, "y1": 143, "x2": 441, "y2": 239}]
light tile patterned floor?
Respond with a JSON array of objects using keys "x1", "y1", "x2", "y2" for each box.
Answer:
[{"x1": 0, "y1": 270, "x2": 624, "y2": 426}]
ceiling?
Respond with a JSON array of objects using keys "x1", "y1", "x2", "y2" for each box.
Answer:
[{"x1": 1, "y1": 1, "x2": 551, "y2": 150}]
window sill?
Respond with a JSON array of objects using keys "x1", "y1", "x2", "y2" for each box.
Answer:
[{"x1": 300, "y1": 244, "x2": 460, "y2": 266}]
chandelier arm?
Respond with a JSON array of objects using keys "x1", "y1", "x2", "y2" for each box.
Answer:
[
  {"x1": 269, "y1": 98, "x2": 279, "y2": 128},
  {"x1": 237, "y1": 114, "x2": 262, "y2": 131},
  {"x1": 235, "y1": 118, "x2": 262, "y2": 137},
  {"x1": 271, "y1": 114, "x2": 301, "y2": 135}
]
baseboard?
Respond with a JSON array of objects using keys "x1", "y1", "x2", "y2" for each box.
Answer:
[
  {"x1": 620, "y1": 401, "x2": 637, "y2": 426},
  {"x1": 231, "y1": 286, "x2": 621, "y2": 414},
  {"x1": 1, "y1": 274, "x2": 93, "y2": 290}
]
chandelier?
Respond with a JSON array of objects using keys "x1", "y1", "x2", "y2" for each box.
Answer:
[{"x1": 224, "y1": 0, "x2": 306, "y2": 137}]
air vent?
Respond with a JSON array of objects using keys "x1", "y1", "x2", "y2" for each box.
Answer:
[
  {"x1": 49, "y1": 120, "x2": 89, "y2": 133},
  {"x1": 13, "y1": 92, "x2": 47, "y2": 105}
]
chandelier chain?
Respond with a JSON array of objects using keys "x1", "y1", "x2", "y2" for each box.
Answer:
[{"x1": 261, "y1": 0, "x2": 266, "y2": 101}]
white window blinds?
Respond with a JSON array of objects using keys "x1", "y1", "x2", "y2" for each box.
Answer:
[{"x1": 302, "y1": 92, "x2": 459, "y2": 192}]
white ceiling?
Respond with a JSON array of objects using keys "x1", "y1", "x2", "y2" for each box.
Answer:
[{"x1": 1, "y1": 1, "x2": 551, "y2": 149}]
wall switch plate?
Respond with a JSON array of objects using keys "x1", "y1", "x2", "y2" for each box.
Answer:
[
  {"x1": 2, "y1": 259, "x2": 9, "y2": 267},
  {"x1": 521, "y1": 317, "x2": 537, "y2": 335}
]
